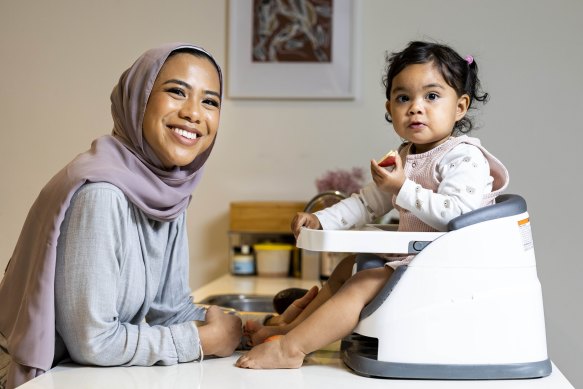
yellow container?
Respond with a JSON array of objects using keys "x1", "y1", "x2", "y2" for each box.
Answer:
[{"x1": 253, "y1": 243, "x2": 293, "y2": 277}]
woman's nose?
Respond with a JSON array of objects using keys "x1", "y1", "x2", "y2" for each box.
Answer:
[{"x1": 179, "y1": 99, "x2": 201, "y2": 122}]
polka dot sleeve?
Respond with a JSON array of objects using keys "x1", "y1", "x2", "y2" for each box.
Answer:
[{"x1": 395, "y1": 144, "x2": 493, "y2": 231}]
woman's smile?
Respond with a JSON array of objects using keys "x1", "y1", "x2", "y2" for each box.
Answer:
[
  {"x1": 170, "y1": 126, "x2": 201, "y2": 142},
  {"x1": 142, "y1": 52, "x2": 221, "y2": 170}
]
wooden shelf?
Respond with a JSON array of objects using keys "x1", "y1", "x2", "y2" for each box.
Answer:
[{"x1": 229, "y1": 201, "x2": 306, "y2": 234}]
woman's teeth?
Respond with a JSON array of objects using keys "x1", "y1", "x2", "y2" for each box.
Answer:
[{"x1": 172, "y1": 128, "x2": 197, "y2": 140}]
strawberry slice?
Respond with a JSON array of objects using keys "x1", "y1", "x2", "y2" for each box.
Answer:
[{"x1": 377, "y1": 150, "x2": 397, "y2": 167}]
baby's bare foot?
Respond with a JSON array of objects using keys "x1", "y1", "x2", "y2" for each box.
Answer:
[{"x1": 235, "y1": 337, "x2": 305, "y2": 369}]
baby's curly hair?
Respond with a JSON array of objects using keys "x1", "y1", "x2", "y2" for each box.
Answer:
[{"x1": 383, "y1": 41, "x2": 489, "y2": 134}]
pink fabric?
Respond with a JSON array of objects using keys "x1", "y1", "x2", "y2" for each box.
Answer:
[
  {"x1": 0, "y1": 42, "x2": 222, "y2": 388},
  {"x1": 383, "y1": 136, "x2": 509, "y2": 269},
  {"x1": 395, "y1": 136, "x2": 508, "y2": 233}
]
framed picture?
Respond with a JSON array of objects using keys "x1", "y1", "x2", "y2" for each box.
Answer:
[{"x1": 227, "y1": 0, "x2": 354, "y2": 100}]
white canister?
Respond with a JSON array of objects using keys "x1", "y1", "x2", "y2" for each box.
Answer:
[
  {"x1": 231, "y1": 245, "x2": 255, "y2": 275},
  {"x1": 254, "y1": 243, "x2": 293, "y2": 277}
]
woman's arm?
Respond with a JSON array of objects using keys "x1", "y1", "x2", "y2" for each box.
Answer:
[
  {"x1": 55, "y1": 184, "x2": 203, "y2": 366},
  {"x1": 145, "y1": 214, "x2": 206, "y2": 326},
  {"x1": 145, "y1": 212, "x2": 242, "y2": 357}
]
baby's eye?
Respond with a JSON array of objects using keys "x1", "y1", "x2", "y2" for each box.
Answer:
[
  {"x1": 426, "y1": 92, "x2": 439, "y2": 101},
  {"x1": 395, "y1": 95, "x2": 409, "y2": 103}
]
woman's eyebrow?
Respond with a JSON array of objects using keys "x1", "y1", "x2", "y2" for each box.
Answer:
[
  {"x1": 163, "y1": 79, "x2": 192, "y2": 89},
  {"x1": 206, "y1": 90, "x2": 221, "y2": 99},
  {"x1": 163, "y1": 79, "x2": 220, "y2": 99}
]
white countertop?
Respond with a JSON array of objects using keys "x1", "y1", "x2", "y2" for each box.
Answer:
[
  {"x1": 18, "y1": 274, "x2": 574, "y2": 389},
  {"x1": 19, "y1": 356, "x2": 572, "y2": 389}
]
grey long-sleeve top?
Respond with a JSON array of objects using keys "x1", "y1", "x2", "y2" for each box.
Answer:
[{"x1": 54, "y1": 182, "x2": 206, "y2": 367}]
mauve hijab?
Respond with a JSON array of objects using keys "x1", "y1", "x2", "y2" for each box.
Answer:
[{"x1": 0, "y1": 43, "x2": 222, "y2": 388}]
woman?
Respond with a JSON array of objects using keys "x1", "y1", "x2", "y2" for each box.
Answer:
[{"x1": 0, "y1": 43, "x2": 242, "y2": 389}]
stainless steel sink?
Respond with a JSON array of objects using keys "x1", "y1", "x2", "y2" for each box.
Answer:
[{"x1": 197, "y1": 294, "x2": 274, "y2": 313}]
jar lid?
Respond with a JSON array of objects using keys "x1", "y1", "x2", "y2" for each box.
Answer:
[{"x1": 253, "y1": 243, "x2": 294, "y2": 251}]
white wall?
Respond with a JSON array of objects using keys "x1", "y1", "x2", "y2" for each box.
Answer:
[{"x1": 1, "y1": 0, "x2": 581, "y2": 386}]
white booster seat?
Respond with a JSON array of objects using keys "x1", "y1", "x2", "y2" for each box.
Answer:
[{"x1": 296, "y1": 194, "x2": 551, "y2": 379}]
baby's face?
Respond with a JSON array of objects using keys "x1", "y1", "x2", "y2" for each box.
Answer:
[{"x1": 385, "y1": 62, "x2": 469, "y2": 154}]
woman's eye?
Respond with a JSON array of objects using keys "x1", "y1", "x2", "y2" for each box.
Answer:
[
  {"x1": 167, "y1": 87, "x2": 186, "y2": 97},
  {"x1": 204, "y1": 98, "x2": 220, "y2": 108}
]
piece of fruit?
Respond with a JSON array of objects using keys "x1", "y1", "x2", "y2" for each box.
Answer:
[
  {"x1": 264, "y1": 335, "x2": 283, "y2": 343},
  {"x1": 377, "y1": 150, "x2": 397, "y2": 167}
]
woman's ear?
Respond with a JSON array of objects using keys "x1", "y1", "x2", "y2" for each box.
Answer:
[{"x1": 456, "y1": 94, "x2": 470, "y2": 120}]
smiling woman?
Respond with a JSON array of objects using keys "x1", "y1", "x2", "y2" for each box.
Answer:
[
  {"x1": 142, "y1": 51, "x2": 222, "y2": 169},
  {"x1": 0, "y1": 43, "x2": 240, "y2": 389}
]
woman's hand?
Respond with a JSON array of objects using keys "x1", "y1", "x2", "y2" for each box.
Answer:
[
  {"x1": 291, "y1": 212, "x2": 321, "y2": 239},
  {"x1": 370, "y1": 153, "x2": 406, "y2": 195},
  {"x1": 198, "y1": 305, "x2": 242, "y2": 357}
]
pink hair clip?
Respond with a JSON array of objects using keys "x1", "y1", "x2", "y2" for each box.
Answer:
[{"x1": 465, "y1": 55, "x2": 474, "y2": 65}]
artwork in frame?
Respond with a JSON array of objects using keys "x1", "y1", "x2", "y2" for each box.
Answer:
[{"x1": 227, "y1": 0, "x2": 354, "y2": 100}]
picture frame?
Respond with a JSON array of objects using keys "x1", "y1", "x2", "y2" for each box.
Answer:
[{"x1": 226, "y1": 0, "x2": 354, "y2": 100}]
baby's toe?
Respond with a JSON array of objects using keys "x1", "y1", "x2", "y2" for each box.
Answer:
[{"x1": 235, "y1": 355, "x2": 248, "y2": 368}]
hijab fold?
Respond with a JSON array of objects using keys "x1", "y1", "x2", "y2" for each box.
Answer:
[{"x1": 0, "y1": 43, "x2": 222, "y2": 388}]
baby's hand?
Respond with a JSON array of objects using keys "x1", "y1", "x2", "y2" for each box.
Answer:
[
  {"x1": 370, "y1": 153, "x2": 406, "y2": 195},
  {"x1": 291, "y1": 212, "x2": 321, "y2": 239}
]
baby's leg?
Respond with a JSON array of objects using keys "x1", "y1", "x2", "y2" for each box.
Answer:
[
  {"x1": 276, "y1": 254, "x2": 356, "y2": 326},
  {"x1": 247, "y1": 255, "x2": 356, "y2": 345},
  {"x1": 236, "y1": 265, "x2": 393, "y2": 369},
  {"x1": 244, "y1": 285, "x2": 319, "y2": 344}
]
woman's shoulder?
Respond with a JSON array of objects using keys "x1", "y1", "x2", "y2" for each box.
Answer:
[
  {"x1": 72, "y1": 182, "x2": 186, "y2": 226},
  {"x1": 71, "y1": 182, "x2": 131, "y2": 212},
  {"x1": 74, "y1": 182, "x2": 125, "y2": 199}
]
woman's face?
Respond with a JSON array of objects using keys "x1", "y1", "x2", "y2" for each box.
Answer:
[{"x1": 142, "y1": 52, "x2": 221, "y2": 169}]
